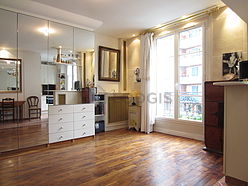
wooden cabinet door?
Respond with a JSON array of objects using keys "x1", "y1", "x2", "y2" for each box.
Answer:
[{"x1": 205, "y1": 101, "x2": 224, "y2": 127}]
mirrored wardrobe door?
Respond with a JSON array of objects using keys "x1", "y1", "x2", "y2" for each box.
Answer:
[
  {"x1": 17, "y1": 14, "x2": 49, "y2": 149},
  {"x1": 0, "y1": 9, "x2": 19, "y2": 152},
  {"x1": 48, "y1": 22, "x2": 73, "y2": 94},
  {"x1": 74, "y1": 28, "x2": 95, "y2": 88}
]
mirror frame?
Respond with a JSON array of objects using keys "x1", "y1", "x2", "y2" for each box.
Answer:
[
  {"x1": 0, "y1": 58, "x2": 22, "y2": 93},
  {"x1": 98, "y1": 46, "x2": 120, "y2": 82}
]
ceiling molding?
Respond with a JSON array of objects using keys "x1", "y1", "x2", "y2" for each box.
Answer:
[{"x1": 0, "y1": 0, "x2": 103, "y2": 31}]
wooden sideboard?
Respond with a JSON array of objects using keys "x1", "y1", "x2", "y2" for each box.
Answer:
[{"x1": 204, "y1": 81, "x2": 224, "y2": 153}]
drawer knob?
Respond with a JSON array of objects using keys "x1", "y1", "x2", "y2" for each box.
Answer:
[
  {"x1": 81, "y1": 108, "x2": 86, "y2": 111},
  {"x1": 82, "y1": 116, "x2": 86, "y2": 119},
  {"x1": 82, "y1": 132, "x2": 86, "y2": 135},
  {"x1": 58, "y1": 118, "x2": 63, "y2": 121},
  {"x1": 58, "y1": 109, "x2": 63, "y2": 112},
  {"x1": 59, "y1": 126, "x2": 63, "y2": 130},
  {"x1": 59, "y1": 136, "x2": 63, "y2": 139},
  {"x1": 82, "y1": 124, "x2": 86, "y2": 127}
]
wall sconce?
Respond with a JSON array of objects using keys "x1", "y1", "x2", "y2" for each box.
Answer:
[{"x1": 134, "y1": 68, "x2": 141, "y2": 82}]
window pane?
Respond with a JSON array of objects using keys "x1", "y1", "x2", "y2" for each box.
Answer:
[
  {"x1": 178, "y1": 27, "x2": 203, "y2": 121},
  {"x1": 156, "y1": 35, "x2": 175, "y2": 118}
]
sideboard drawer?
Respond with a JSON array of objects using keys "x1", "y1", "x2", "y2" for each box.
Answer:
[
  {"x1": 74, "y1": 104, "x2": 94, "y2": 113},
  {"x1": 49, "y1": 122, "x2": 73, "y2": 134},
  {"x1": 49, "y1": 105, "x2": 73, "y2": 115},
  {"x1": 74, "y1": 120, "x2": 94, "y2": 131},
  {"x1": 49, "y1": 131, "x2": 73, "y2": 143},
  {"x1": 74, "y1": 128, "x2": 94, "y2": 139},
  {"x1": 73, "y1": 112, "x2": 94, "y2": 122},
  {"x1": 49, "y1": 113, "x2": 73, "y2": 124}
]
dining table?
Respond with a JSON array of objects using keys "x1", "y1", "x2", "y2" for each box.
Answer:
[{"x1": 0, "y1": 101, "x2": 25, "y2": 120}]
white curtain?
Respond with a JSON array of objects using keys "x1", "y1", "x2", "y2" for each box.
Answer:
[{"x1": 140, "y1": 32, "x2": 156, "y2": 133}]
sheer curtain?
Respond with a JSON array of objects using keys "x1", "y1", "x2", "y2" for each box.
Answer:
[{"x1": 140, "y1": 32, "x2": 156, "y2": 133}]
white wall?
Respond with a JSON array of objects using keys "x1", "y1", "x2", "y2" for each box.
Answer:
[{"x1": 94, "y1": 33, "x2": 121, "y2": 93}]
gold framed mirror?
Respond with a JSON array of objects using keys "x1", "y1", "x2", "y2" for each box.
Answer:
[
  {"x1": 98, "y1": 46, "x2": 120, "y2": 81},
  {"x1": 0, "y1": 58, "x2": 22, "y2": 93}
]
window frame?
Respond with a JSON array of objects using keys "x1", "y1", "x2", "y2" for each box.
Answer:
[{"x1": 155, "y1": 23, "x2": 206, "y2": 123}]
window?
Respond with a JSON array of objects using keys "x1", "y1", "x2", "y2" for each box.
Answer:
[
  {"x1": 191, "y1": 66, "x2": 198, "y2": 76},
  {"x1": 156, "y1": 26, "x2": 203, "y2": 121}
]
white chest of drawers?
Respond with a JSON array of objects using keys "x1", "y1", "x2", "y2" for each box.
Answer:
[{"x1": 48, "y1": 104, "x2": 95, "y2": 143}]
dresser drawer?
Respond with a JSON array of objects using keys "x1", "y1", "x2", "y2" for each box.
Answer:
[
  {"x1": 49, "y1": 122, "x2": 73, "y2": 134},
  {"x1": 49, "y1": 113, "x2": 73, "y2": 124},
  {"x1": 74, "y1": 104, "x2": 94, "y2": 113},
  {"x1": 74, "y1": 128, "x2": 94, "y2": 139},
  {"x1": 49, "y1": 105, "x2": 73, "y2": 115},
  {"x1": 49, "y1": 131, "x2": 73, "y2": 143},
  {"x1": 73, "y1": 112, "x2": 94, "y2": 122},
  {"x1": 74, "y1": 120, "x2": 94, "y2": 131}
]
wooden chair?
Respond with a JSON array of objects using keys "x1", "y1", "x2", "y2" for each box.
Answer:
[
  {"x1": 1, "y1": 98, "x2": 15, "y2": 122},
  {"x1": 27, "y1": 96, "x2": 41, "y2": 120}
]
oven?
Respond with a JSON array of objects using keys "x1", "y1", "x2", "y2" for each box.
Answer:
[{"x1": 46, "y1": 96, "x2": 54, "y2": 104}]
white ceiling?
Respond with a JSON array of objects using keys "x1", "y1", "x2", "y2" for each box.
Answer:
[{"x1": 0, "y1": 0, "x2": 224, "y2": 39}]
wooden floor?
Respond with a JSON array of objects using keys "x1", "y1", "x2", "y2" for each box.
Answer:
[{"x1": 0, "y1": 129, "x2": 223, "y2": 186}]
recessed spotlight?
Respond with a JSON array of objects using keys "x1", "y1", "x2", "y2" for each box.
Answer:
[{"x1": 132, "y1": 34, "x2": 136, "y2": 37}]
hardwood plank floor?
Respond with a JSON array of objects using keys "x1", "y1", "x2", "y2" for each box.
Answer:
[{"x1": 0, "y1": 129, "x2": 223, "y2": 186}]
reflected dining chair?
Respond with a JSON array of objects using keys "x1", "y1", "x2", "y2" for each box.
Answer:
[
  {"x1": 1, "y1": 98, "x2": 15, "y2": 122},
  {"x1": 27, "y1": 96, "x2": 41, "y2": 120}
]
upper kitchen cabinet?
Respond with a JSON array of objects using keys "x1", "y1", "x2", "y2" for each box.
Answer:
[{"x1": 0, "y1": 9, "x2": 17, "y2": 58}]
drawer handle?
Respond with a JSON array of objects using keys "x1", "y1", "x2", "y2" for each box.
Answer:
[
  {"x1": 81, "y1": 108, "x2": 86, "y2": 111},
  {"x1": 58, "y1": 109, "x2": 63, "y2": 112},
  {"x1": 59, "y1": 126, "x2": 63, "y2": 130},
  {"x1": 59, "y1": 136, "x2": 63, "y2": 139},
  {"x1": 82, "y1": 124, "x2": 86, "y2": 127},
  {"x1": 82, "y1": 116, "x2": 86, "y2": 119},
  {"x1": 58, "y1": 118, "x2": 63, "y2": 121}
]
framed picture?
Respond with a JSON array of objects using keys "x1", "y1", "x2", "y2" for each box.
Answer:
[{"x1": 222, "y1": 52, "x2": 242, "y2": 76}]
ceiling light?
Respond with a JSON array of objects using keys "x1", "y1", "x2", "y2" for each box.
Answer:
[
  {"x1": 132, "y1": 34, "x2": 136, "y2": 37},
  {"x1": 38, "y1": 27, "x2": 56, "y2": 36}
]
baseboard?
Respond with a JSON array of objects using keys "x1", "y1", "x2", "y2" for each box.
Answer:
[
  {"x1": 154, "y1": 126, "x2": 204, "y2": 141},
  {"x1": 105, "y1": 121, "x2": 128, "y2": 131},
  {"x1": 226, "y1": 176, "x2": 248, "y2": 186}
]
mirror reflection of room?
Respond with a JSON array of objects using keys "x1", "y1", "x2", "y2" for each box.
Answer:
[{"x1": 0, "y1": 8, "x2": 94, "y2": 153}]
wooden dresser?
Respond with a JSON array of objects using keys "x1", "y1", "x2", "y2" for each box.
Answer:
[{"x1": 204, "y1": 81, "x2": 224, "y2": 153}]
